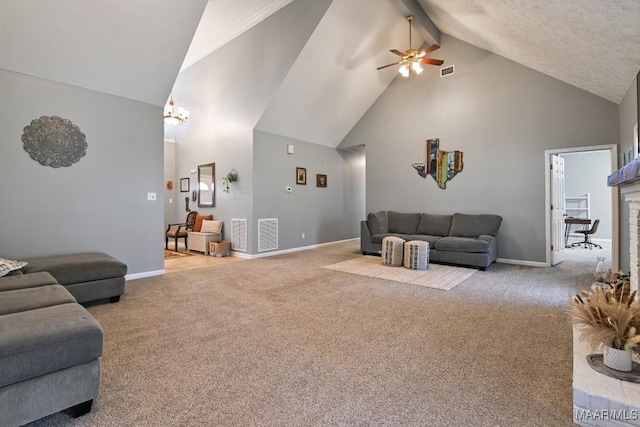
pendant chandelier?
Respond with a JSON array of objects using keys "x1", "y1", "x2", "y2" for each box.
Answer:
[{"x1": 163, "y1": 95, "x2": 189, "y2": 125}]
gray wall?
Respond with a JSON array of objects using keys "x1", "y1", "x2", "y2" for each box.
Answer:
[
  {"x1": 0, "y1": 68, "x2": 164, "y2": 275},
  {"x1": 164, "y1": 0, "x2": 332, "y2": 253},
  {"x1": 253, "y1": 130, "x2": 364, "y2": 252},
  {"x1": 339, "y1": 35, "x2": 619, "y2": 263},
  {"x1": 560, "y1": 151, "x2": 612, "y2": 239},
  {"x1": 617, "y1": 76, "x2": 638, "y2": 272},
  {"x1": 164, "y1": 140, "x2": 177, "y2": 227}
]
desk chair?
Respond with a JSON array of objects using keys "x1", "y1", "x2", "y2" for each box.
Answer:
[{"x1": 573, "y1": 219, "x2": 602, "y2": 249}]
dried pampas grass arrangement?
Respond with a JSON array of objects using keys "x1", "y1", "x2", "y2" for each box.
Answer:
[{"x1": 572, "y1": 282, "x2": 640, "y2": 358}]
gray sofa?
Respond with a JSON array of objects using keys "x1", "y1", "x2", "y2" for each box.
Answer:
[
  {"x1": 0, "y1": 272, "x2": 103, "y2": 426},
  {"x1": 361, "y1": 211, "x2": 503, "y2": 270},
  {"x1": 18, "y1": 252, "x2": 127, "y2": 304}
]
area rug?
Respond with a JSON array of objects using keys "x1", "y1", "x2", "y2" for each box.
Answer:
[
  {"x1": 323, "y1": 256, "x2": 478, "y2": 291},
  {"x1": 164, "y1": 250, "x2": 193, "y2": 260}
]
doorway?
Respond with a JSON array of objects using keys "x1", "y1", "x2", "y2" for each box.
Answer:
[{"x1": 544, "y1": 144, "x2": 619, "y2": 270}]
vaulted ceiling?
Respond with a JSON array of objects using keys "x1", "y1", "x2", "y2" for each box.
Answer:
[
  {"x1": 1, "y1": 0, "x2": 638, "y2": 147},
  {"x1": 186, "y1": 0, "x2": 640, "y2": 147}
]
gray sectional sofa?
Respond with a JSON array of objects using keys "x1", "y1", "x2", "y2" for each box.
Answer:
[
  {"x1": 0, "y1": 272, "x2": 104, "y2": 426},
  {"x1": 361, "y1": 211, "x2": 503, "y2": 270}
]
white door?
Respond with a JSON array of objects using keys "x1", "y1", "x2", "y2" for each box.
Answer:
[{"x1": 551, "y1": 155, "x2": 566, "y2": 265}]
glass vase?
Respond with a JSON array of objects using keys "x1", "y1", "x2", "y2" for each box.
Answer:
[{"x1": 594, "y1": 257, "x2": 608, "y2": 283}]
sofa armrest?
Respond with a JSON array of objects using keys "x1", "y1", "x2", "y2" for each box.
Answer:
[
  {"x1": 361, "y1": 220, "x2": 374, "y2": 254},
  {"x1": 478, "y1": 235, "x2": 498, "y2": 260}
]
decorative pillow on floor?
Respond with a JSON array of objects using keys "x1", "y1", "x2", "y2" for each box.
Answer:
[
  {"x1": 0, "y1": 258, "x2": 28, "y2": 277},
  {"x1": 200, "y1": 220, "x2": 223, "y2": 234}
]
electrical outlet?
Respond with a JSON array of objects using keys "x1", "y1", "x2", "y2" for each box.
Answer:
[{"x1": 302, "y1": 233, "x2": 305, "y2": 239}]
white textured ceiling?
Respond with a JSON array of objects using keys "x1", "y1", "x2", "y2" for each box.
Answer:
[
  {"x1": 418, "y1": 0, "x2": 640, "y2": 103},
  {"x1": 0, "y1": 0, "x2": 208, "y2": 106}
]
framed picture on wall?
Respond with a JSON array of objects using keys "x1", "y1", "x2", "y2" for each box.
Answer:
[
  {"x1": 296, "y1": 167, "x2": 307, "y2": 185},
  {"x1": 316, "y1": 174, "x2": 327, "y2": 188},
  {"x1": 180, "y1": 177, "x2": 189, "y2": 192}
]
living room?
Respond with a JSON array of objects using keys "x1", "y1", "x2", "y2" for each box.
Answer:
[{"x1": 1, "y1": 1, "x2": 639, "y2": 426}]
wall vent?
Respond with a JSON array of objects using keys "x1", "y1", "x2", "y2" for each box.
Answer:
[
  {"x1": 258, "y1": 218, "x2": 278, "y2": 252},
  {"x1": 440, "y1": 65, "x2": 455, "y2": 77},
  {"x1": 231, "y1": 218, "x2": 247, "y2": 252}
]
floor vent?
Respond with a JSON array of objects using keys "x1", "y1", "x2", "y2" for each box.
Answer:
[
  {"x1": 231, "y1": 218, "x2": 247, "y2": 252},
  {"x1": 258, "y1": 218, "x2": 278, "y2": 252},
  {"x1": 440, "y1": 65, "x2": 455, "y2": 77}
]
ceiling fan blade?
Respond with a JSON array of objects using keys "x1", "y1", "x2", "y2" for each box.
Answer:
[
  {"x1": 418, "y1": 44, "x2": 440, "y2": 56},
  {"x1": 390, "y1": 49, "x2": 405, "y2": 57},
  {"x1": 377, "y1": 61, "x2": 402, "y2": 70},
  {"x1": 420, "y1": 58, "x2": 444, "y2": 66}
]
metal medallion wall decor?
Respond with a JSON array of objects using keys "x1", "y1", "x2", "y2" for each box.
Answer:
[
  {"x1": 22, "y1": 116, "x2": 87, "y2": 168},
  {"x1": 412, "y1": 138, "x2": 463, "y2": 189}
]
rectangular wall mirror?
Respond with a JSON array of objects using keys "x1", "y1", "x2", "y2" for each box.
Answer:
[{"x1": 198, "y1": 162, "x2": 215, "y2": 207}]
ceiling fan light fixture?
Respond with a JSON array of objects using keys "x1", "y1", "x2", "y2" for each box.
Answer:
[
  {"x1": 412, "y1": 61, "x2": 423, "y2": 74},
  {"x1": 399, "y1": 64, "x2": 410, "y2": 77}
]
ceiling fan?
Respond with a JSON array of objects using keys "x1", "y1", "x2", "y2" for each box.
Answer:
[{"x1": 377, "y1": 15, "x2": 444, "y2": 77}]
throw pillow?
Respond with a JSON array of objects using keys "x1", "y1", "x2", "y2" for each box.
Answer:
[
  {"x1": 367, "y1": 211, "x2": 389, "y2": 235},
  {"x1": 200, "y1": 220, "x2": 223, "y2": 234},
  {"x1": 194, "y1": 214, "x2": 213, "y2": 232},
  {"x1": 0, "y1": 258, "x2": 28, "y2": 277}
]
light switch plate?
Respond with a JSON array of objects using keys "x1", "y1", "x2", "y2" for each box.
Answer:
[{"x1": 147, "y1": 192, "x2": 156, "y2": 201}]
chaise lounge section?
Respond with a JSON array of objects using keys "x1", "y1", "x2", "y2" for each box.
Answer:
[
  {"x1": 0, "y1": 272, "x2": 104, "y2": 426},
  {"x1": 19, "y1": 252, "x2": 127, "y2": 303},
  {"x1": 361, "y1": 211, "x2": 503, "y2": 270}
]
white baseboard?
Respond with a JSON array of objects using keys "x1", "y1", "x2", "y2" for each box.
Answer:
[
  {"x1": 126, "y1": 269, "x2": 165, "y2": 281},
  {"x1": 242, "y1": 238, "x2": 360, "y2": 259},
  {"x1": 496, "y1": 258, "x2": 547, "y2": 268}
]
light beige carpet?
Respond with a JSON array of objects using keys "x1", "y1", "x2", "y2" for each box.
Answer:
[{"x1": 323, "y1": 255, "x2": 477, "y2": 290}]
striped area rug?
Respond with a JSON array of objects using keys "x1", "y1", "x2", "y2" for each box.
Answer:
[{"x1": 323, "y1": 255, "x2": 477, "y2": 291}]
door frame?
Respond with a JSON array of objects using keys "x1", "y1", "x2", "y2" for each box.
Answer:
[{"x1": 543, "y1": 144, "x2": 619, "y2": 270}]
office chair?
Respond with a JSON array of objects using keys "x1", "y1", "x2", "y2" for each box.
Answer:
[{"x1": 573, "y1": 219, "x2": 602, "y2": 249}]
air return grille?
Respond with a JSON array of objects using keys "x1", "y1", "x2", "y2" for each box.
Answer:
[
  {"x1": 258, "y1": 218, "x2": 278, "y2": 252},
  {"x1": 231, "y1": 218, "x2": 247, "y2": 252},
  {"x1": 440, "y1": 65, "x2": 455, "y2": 77}
]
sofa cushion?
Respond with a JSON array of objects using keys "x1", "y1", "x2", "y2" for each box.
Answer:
[
  {"x1": 194, "y1": 214, "x2": 213, "y2": 232},
  {"x1": 0, "y1": 303, "x2": 103, "y2": 388},
  {"x1": 406, "y1": 234, "x2": 442, "y2": 247},
  {"x1": 201, "y1": 219, "x2": 223, "y2": 234},
  {"x1": 434, "y1": 236, "x2": 491, "y2": 253},
  {"x1": 21, "y1": 252, "x2": 127, "y2": 285},
  {"x1": 0, "y1": 284, "x2": 76, "y2": 315},
  {"x1": 0, "y1": 258, "x2": 28, "y2": 278},
  {"x1": 417, "y1": 214, "x2": 452, "y2": 236},
  {"x1": 388, "y1": 211, "x2": 422, "y2": 234},
  {"x1": 0, "y1": 272, "x2": 58, "y2": 292},
  {"x1": 371, "y1": 233, "x2": 409, "y2": 244},
  {"x1": 449, "y1": 213, "x2": 502, "y2": 237},
  {"x1": 367, "y1": 211, "x2": 389, "y2": 235}
]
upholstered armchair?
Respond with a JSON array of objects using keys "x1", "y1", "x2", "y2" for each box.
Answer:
[{"x1": 165, "y1": 211, "x2": 198, "y2": 251}]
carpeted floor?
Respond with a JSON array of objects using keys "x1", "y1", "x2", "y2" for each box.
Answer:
[{"x1": 27, "y1": 240, "x2": 596, "y2": 427}]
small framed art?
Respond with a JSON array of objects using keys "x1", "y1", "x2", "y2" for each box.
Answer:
[
  {"x1": 180, "y1": 177, "x2": 190, "y2": 192},
  {"x1": 316, "y1": 174, "x2": 327, "y2": 188},
  {"x1": 296, "y1": 167, "x2": 307, "y2": 185}
]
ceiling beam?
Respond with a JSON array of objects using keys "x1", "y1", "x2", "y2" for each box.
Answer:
[{"x1": 387, "y1": 0, "x2": 440, "y2": 46}]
